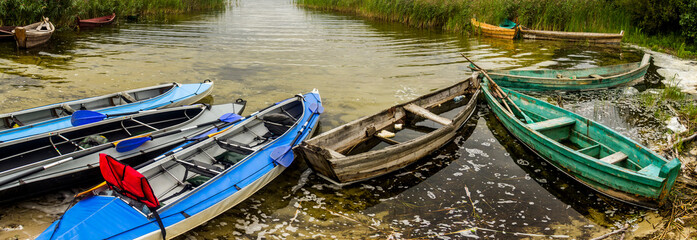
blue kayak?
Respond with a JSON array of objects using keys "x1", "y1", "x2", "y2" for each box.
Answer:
[
  {"x1": 38, "y1": 90, "x2": 322, "y2": 240},
  {"x1": 0, "y1": 81, "x2": 213, "y2": 143}
]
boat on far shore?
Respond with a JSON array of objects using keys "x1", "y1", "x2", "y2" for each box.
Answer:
[
  {"x1": 12, "y1": 17, "x2": 54, "y2": 48},
  {"x1": 520, "y1": 26, "x2": 624, "y2": 43},
  {"x1": 480, "y1": 53, "x2": 651, "y2": 91},
  {"x1": 77, "y1": 13, "x2": 116, "y2": 28}
]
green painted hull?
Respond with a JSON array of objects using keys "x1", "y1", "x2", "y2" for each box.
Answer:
[
  {"x1": 482, "y1": 77, "x2": 680, "y2": 207},
  {"x1": 484, "y1": 53, "x2": 651, "y2": 91}
]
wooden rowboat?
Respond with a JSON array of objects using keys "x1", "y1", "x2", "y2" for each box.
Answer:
[
  {"x1": 77, "y1": 13, "x2": 116, "y2": 28},
  {"x1": 481, "y1": 77, "x2": 680, "y2": 207},
  {"x1": 520, "y1": 26, "x2": 623, "y2": 43},
  {"x1": 0, "y1": 26, "x2": 15, "y2": 41},
  {"x1": 482, "y1": 53, "x2": 651, "y2": 91},
  {"x1": 296, "y1": 75, "x2": 480, "y2": 184},
  {"x1": 12, "y1": 17, "x2": 55, "y2": 48},
  {"x1": 471, "y1": 18, "x2": 518, "y2": 39}
]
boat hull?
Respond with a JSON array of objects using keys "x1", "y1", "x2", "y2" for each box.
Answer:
[
  {"x1": 521, "y1": 28, "x2": 623, "y2": 43},
  {"x1": 13, "y1": 20, "x2": 55, "y2": 48},
  {"x1": 481, "y1": 77, "x2": 679, "y2": 207},
  {"x1": 471, "y1": 18, "x2": 518, "y2": 39},
  {"x1": 485, "y1": 53, "x2": 651, "y2": 91},
  {"x1": 37, "y1": 91, "x2": 322, "y2": 240},
  {"x1": 297, "y1": 76, "x2": 479, "y2": 184},
  {"x1": 77, "y1": 13, "x2": 116, "y2": 28}
]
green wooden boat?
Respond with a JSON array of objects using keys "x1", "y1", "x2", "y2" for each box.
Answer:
[
  {"x1": 481, "y1": 77, "x2": 680, "y2": 208},
  {"x1": 482, "y1": 53, "x2": 651, "y2": 91}
]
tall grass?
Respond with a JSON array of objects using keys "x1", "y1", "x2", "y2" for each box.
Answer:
[
  {"x1": 0, "y1": 0, "x2": 226, "y2": 28},
  {"x1": 297, "y1": 0, "x2": 696, "y2": 59}
]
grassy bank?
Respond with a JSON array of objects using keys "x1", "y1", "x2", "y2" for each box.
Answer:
[
  {"x1": 0, "y1": 0, "x2": 227, "y2": 29},
  {"x1": 296, "y1": 0, "x2": 697, "y2": 59}
]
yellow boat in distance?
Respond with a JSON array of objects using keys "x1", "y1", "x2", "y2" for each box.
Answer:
[{"x1": 471, "y1": 18, "x2": 518, "y2": 39}]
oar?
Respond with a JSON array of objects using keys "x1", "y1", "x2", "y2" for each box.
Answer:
[
  {"x1": 115, "y1": 113, "x2": 243, "y2": 152},
  {"x1": 71, "y1": 110, "x2": 152, "y2": 126},
  {"x1": 461, "y1": 54, "x2": 534, "y2": 124},
  {"x1": 270, "y1": 101, "x2": 323, "y2": 167},
  {"x1": 0, "y1": 113, "x2": 244, "y2": 188}
]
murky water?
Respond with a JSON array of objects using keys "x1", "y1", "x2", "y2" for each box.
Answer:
[{"x1": 0, "y1": 0, "x2": 675, "y2": 239}]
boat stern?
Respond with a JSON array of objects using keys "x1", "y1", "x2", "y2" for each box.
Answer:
[{"x1": 658, "y1": 157, "x2": 682, "y2": 204}]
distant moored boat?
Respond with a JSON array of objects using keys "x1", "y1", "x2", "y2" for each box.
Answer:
[
  {"x1": 12, "y1": 17, "x2": 55, "y2": 48},
  {"x1": 77, "y1": 13, "x2": 116, "y2": 28},
  {"x1": 520, "y1": 26, "x2": 624, "y2": 43},
  {"x1": 471, "y1": 18, "x2": 518, "y2": 39}
]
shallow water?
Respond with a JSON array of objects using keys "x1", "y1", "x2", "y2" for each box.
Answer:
[{"x1": 0, "y1": 0, "x2": 677, "y2": 239}]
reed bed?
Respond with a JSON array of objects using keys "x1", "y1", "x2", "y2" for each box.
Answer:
[{"x1": 296, "y1": 0, "x2": 696, "y2": 59}]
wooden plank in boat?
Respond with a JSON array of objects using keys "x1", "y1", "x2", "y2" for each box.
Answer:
[{"x1": 403, "y1": 104, "x2": 452, "y2": 126}]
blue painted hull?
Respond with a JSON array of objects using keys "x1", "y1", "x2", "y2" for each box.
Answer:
[{"x1": 38, "y1": 91, "x2": 322, "y2": 240}]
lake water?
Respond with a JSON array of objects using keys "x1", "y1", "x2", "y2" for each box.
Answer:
[{"x1": 0, "y1": 0, "x2": 670, "y2": 239}]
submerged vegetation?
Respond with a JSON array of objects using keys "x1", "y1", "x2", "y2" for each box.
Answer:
[
  {"x1": 0, "y1": 0, "x2": 227, "y2": 28},
  {"x1": 296, "y1": 0, "x2": 697, "y2": 59}
]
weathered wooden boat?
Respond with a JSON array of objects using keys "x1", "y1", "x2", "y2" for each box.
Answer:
[
  {"x1": 37, "y1": 90, "x2": 322, "y2": 240},
  {"x1": 0, "y1": 101, "x2": 246, "y2": 203},
  {"x1": 77, "y1": 13, "x2": 116, "y2": 28},
  {"x1": 481, "y1": 53, "x2": 651, "y2": 91},
  {"x1": 471, "y1": 18, "x2": 518, "y2": 39},
  {"x1": 0, "y1": 26, "x2": 15, "y2": 41},
  {"x1": 481, "y1": 76, "x2": 680, "y2": 207},
  {"x1": 0, "y1": 81, "x2": 214, "y2": 143},
  {"x1": 12, "y1": 17, "x2": 55, "y2": 48},
  {"x1": 296, "y1": 76, "x2": 480, "y2": 184},
  {"x1": 520, "y1": 26, "x2": 623, "y2": 43}
]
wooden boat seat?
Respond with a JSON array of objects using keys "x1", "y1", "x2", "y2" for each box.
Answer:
[
  {"x1": 403, "y1": 104, "x2": 452, "y2": 126},
  {"x1": 638, "y1": 164, "x2": 661, "y2": 176},
  {"x1": 527, "y1": 117, "x2": 576, "y2": 132},
  {"x1": 600, "y1": 152, "x2": 627, "y2": 165}
]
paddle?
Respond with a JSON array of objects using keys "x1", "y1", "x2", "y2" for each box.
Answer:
[
  {"x1": 0, "y1": 113, "x2": 243, "y2": 188},
  {"x1": 115, "y1": 113, "x2": 243, "y2": 152},
  {"x1": 71, "y1": 110, "x2": 151, "y2": 126},
  {"x1": 270, "y1": 101, "x2": 323, "y2": 167},
  {"x1": 461, "y1": 54, "x2": 534, "y2": 124}
]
